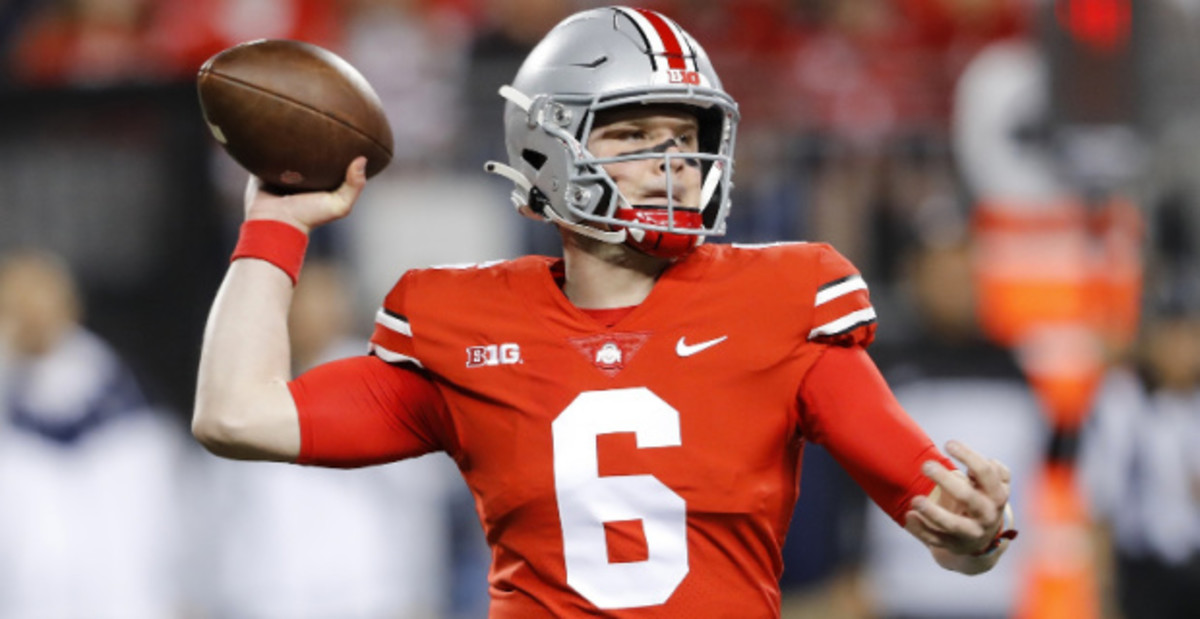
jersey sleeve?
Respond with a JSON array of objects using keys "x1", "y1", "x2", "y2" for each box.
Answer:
[
  {"x1": 807, "y1": 244, "x2": 877, "y2": 348},
  {"x1": 369, "y1": 270, "x2": 425, "y2": 368},
  {"x1": 289, "y1": 355, "x2": 455, "y2": 467},
  {"x1": 798, "y1": 344, "x2": 952, "y2": 525}
]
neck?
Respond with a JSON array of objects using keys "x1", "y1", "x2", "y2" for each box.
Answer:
[{"x1": 560, "y1": 230, "x2": 669, "y2": 309}]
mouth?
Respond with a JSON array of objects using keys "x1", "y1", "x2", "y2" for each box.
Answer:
[{"x1": 636, "y1": 189, "x2": 694, "y2": 208}]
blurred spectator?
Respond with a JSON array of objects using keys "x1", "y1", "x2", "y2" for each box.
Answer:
[
  {"x1": 187, "y1": 260, "x2": 475, "y2": 619},
  {"x1": 341, "y1": 0, "x2": 471, "y2": 169},
  {"x1": 0, "y1": 0, "x2": 40, "y2": 80},
  {"x1": 667, "y1": 0, "x2": 801, "y2": 130},
  {"x1": 783, "y1": 0, "x2": 1031, "y2": 281},
  {"x1": 1079, "y1": 305, "x2": 1200, "y2": 619},
  {"x1": 6, "y1": 0, "x2": 172, "y2": 85},
  {"x1": 460, "y1": 0, "x2": 569, "y2": 167},
  {"x1": 6, "y1": 0, "x2": 348, "y2": 86},
  {"x1": 149, "y1": 0, "x2": 344, "y2": 76},
  {"x1": 857, "y1": 227, "x2": 1047, "y2": 619},
  {"x1": 0, "y1": 249, "x2": 185, "y2": 618},
  {"x1": 459, "y1": 0, "x2": 571, "y2": 255}
]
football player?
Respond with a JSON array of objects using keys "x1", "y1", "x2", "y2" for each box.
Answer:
[{"x1": 193, "y1": 6, "x2": 1016, "y2": 617}]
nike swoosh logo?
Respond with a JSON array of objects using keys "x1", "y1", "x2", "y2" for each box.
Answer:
[{"x1": 675, "y1": 335, "x2": 728, "y2": 357}]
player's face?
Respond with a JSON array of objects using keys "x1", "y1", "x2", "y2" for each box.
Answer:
[{"x1": 586, "y1": 106, "x2": 703, "y2": 210}]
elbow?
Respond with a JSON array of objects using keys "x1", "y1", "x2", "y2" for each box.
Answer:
[
  {"x1": 191, "y1": 389, "x2": 298, "y2": 462},
  {"x1": 191, "y1": 401, "x2": 275, "y2": 461},
  {"x1": 191, "y1": 408, "x2": 247, "y2": 459}
]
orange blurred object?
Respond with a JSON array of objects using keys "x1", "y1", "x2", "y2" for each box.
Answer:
[
  {"x1": 971, "y1": 195, "x2": 1143, "y2": 619},
  {"x1": 1056, "y1": 0, "x2": 1133, "y2": 52},
  {"x1": 1014, "y1": 463, "x2": 1102, "y2": 619},
  {"x1": 972, "y1": 196, "x2": 1142, "y2": 429},
  {"x1": 1016, "y1": 325, "x2": 1105, "y2": 431}
]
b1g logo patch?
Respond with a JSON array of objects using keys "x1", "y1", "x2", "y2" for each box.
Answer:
[
  {"x1": 466, "y1": 343, "x2": 522, "y2": 367},
  {"x1": 667, "y1": 69, "x2": 701, "y2": 85}
]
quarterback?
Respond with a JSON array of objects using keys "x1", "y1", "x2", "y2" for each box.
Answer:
[{"x1": 193, "y1": 6, "x2": 1016, "y2": 617}]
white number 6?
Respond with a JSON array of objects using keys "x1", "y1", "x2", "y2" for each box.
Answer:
[{"x1": 552, "y1": 387, "x2": 688, "y2": 609}]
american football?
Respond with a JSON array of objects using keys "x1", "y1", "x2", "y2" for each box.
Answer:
[{"x1": 196, "y1": 39, "x2": 393, "y2": 192}]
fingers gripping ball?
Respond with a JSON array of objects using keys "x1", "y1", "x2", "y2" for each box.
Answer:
[{"x1": 197, "y1": 39, "x2": 393, "y2": 192}]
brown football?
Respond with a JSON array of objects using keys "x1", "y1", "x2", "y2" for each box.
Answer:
[{"x1": 197, "y1": 39, "x2": 393, "y2": 192}]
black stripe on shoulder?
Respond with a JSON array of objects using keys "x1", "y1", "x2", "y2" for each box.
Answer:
[
  {"x1": 818, "y1": 274, "x2": 854, "y2": 292},
  {"x1": 383, "y1": 308, "x2": 409, "y2": 323},
  {"x1": 825, "y1": 317, "x2": 877, "y2": 337}
]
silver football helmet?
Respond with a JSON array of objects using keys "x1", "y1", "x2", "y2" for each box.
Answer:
[{"x1": 484, "y1": 6, "x2": 739, "y2": 258}]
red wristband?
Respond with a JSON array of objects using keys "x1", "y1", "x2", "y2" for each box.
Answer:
[
  {"x1": 974, "y1": 528, "x2": 1019, "y2": 557},
  {"x1": 973, "y1": 502, "x2": 1019, "y2": 556},
  {"x1": 230, "y1": 220, "x2": 309, "y2": 285}
]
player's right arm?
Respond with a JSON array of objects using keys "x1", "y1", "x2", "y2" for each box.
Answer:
[{"x1": 191, "y1": 158, "x2": 367, "y2": 461}]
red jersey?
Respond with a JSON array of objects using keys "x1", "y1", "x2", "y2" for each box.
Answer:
[{"x1": 293, "y1": 242, "x2": 945, "y2": 617}]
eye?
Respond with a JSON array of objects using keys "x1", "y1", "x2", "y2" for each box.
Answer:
[{"x1": 614, "y1": 128, "x2": 648, "y2": 141}]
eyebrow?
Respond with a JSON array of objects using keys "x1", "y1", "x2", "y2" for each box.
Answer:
[{"x1": 597, "y1": 118, "x2": 699, "y2": 133}]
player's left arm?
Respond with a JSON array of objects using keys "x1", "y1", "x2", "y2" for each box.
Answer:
[
  {"x1": 799, "y1": 345, "x2": 1016, "y2": 575},
  {"x1": 798, "y1": 244, "x2": 1015, "y2": 573},
  {"x1": 906, "y1": 441, "x2": 1016, "y2": 574}
]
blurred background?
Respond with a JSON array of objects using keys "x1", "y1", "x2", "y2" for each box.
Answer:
[{"x1": 0, "y1": 0, "x2": 1196, "y2": 617}]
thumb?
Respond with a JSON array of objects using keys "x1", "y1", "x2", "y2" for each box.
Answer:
[
  {"x1": 291, "y1": 157, "x2": 369, "y2": 228},
  {"x1": 321, "y1": 157, "x2": 369, "y2": 221}
]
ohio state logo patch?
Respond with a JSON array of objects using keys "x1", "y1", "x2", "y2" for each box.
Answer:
[{"x1": 568, "y1": 332, "x2": 651, "y2": 377}]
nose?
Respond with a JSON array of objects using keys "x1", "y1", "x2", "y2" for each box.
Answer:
[{"x1": 654, "y1": 138, "x2": 699, "y2": 172}]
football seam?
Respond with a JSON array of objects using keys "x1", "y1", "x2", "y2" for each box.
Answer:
[{"x1": 203, "y1": 69, "x2": 394, "y2": 158}]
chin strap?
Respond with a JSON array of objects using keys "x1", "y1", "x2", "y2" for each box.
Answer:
[
  {"x1": 483, "y1": 160, "x2": 535, "y2": 216},
  {"x1": 484, "y1": 155, "x2": 701, "y2": 250},
  {"x1": 483, "y1": 160, "x2": 627, "y2": 245},
  {"x1": 498, "y1": 85, "x2": 533, "y2": 113},
  {"x1": 483, "y1": 84, "x2": 540, "y2": 216},
  {"x1": 544, "y1": 207, "x2": 628, "y2": 244}
]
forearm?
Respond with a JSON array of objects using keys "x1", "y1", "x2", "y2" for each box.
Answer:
[
  {"x1": 192, "y1": 258, "x2": 301, "y2": 460},
  {"x1": 800, "y1": 346, "x2": 954, "y2": 524},
  {"x1": 192, "y1": 161, "x2": 364, "y2": 460}
]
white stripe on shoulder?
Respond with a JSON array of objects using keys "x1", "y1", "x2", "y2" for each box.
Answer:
[
  {"x1": 370, "y1": 343, "x2": 424, "y2": 368},
  {"x1": 730, "y1": 241, "x2": 809, "y2": 250},
  {"x1": 375, "y1": 308, "x2": 412, "y2": 336},
  {"x1": 808, "y1": 307, "x2": 877, "y2": 340},
  {"x1": 427, "y1": 259, "x2": 506, "y2": 271},
  {"x1": 815, "y1": 275, "x2": 867, "y2": 307}
]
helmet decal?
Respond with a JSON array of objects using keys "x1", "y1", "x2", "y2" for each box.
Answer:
[
  {"x1": 622, "y1": 8, "x2": 696, "y2": 71},
  {"x1": 620, "y1": 8, "x2": 710, "y2": 88}
]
